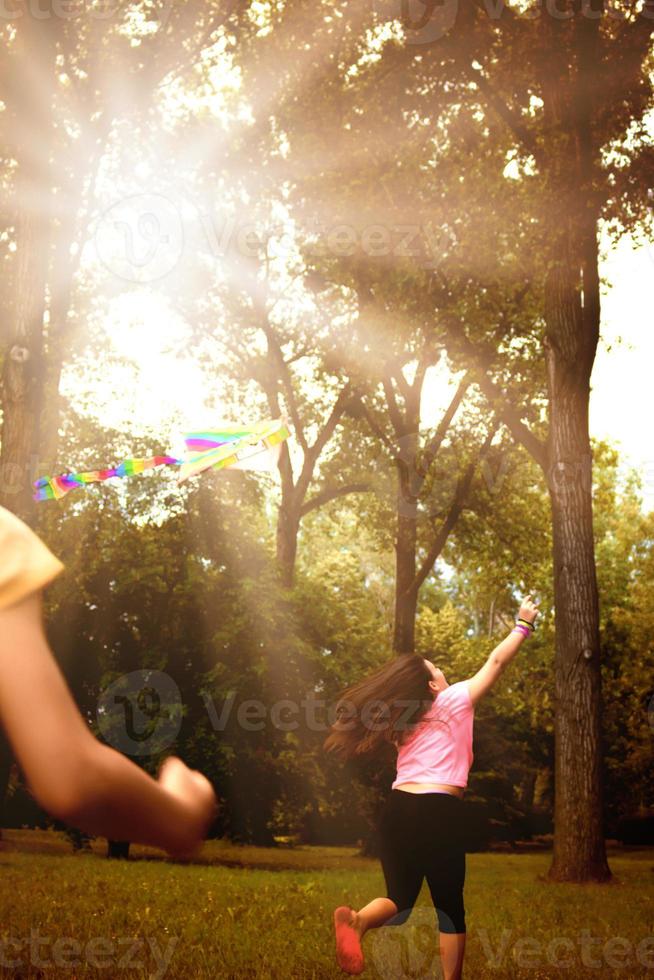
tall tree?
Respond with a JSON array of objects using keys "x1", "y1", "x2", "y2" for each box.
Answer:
[
  {"x1": 0, "y1": 9, "x2": 59, "y2": 518},
  {"x1": 239, "y1": 0, "x2": 654, "y2": 883},
  {"x1": 427, "y1": 0, "x2": 653, "y2": 882},
  {"x1": 352, "y1": 339, "x2": 499, "y2": 653}
]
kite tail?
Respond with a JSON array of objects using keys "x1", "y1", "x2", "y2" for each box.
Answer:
[{"x1": 33, "y1": 420, "x2": 290, "y2": 501}]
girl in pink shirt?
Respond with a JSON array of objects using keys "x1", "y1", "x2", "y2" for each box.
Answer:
[{"x1": 325, "y1": 595, "x2": 540, "y2": 980}]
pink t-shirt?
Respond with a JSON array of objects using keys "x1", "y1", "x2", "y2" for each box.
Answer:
[{"x1": 392, "y1": 680, "x2": 474, "y2": 790}]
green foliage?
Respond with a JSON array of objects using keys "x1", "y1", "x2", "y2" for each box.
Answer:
[
  {"x1": 601, "y1": 505, "x2": 654, "y2": 824},
  {"x1": 415, "y1": 600, "x2": 469, "y2": 663},
  {"x1": 16, "y1": 412, "x2": 647, "y2": 848}
]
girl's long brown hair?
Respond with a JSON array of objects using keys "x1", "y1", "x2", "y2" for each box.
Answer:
[{"x1": 324, "y1": 654, "x2": 437, "y2": 759}]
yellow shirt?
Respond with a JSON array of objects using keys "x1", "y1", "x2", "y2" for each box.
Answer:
[{"x1": 0, "y1": 506, "x2": 64, "y2": 611}]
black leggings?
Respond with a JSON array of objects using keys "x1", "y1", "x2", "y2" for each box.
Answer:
[{"x1": 378, "y1": 789, "x2": 467, "y2": 934}]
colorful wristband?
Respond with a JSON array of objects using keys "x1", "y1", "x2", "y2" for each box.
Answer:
[
  {"x1": 517, "y1": 618, "x2": 535, "y2": 632},
  {"x1": 512, "y1": 625, "x2": 531, "y2": 638}
]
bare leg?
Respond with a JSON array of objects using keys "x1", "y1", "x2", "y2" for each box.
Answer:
[
  {"x1": 439, "y1": 932, "x2": 466, "y2": 980},
  {"x1": 353, "y1": 897, "x2": 398, "y2": 937}
]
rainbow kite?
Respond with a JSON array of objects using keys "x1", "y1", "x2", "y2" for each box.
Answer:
[{"x1": 34, "y1": 420, "x2": 290, "y2": 502}]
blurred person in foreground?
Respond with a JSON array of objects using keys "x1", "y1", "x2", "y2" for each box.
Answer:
[{"x1": 0, "y1": 504, "x2": 216, "y2": 859}]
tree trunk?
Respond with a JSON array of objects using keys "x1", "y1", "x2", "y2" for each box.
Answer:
[
  {"x1": 543, "y1": 252, "x2": 610, "y2": 883},
  {"x1": 393, "y1": 504, "x2": 418, "y2": 655},
  {"x1": 391, "y1": 408, "x2": 421, "y2": 654},
  {"x1": 539, "y1": 5, "x2": 610, "y2": 883},
  {"x1": 487, "y1": 597, "x2": 496, "y2": 638},
  {"x1": 0, "y1": 12, "x2": 57, "y2": 520},
  {"x1": 393, "y1": 519, "x2": 419, "y2": 654},
  {"x1": 0, "y1": 205, "x2": 50, "y2": 519},
  {"x1": 276, "y1": 501, "x2": 300, "y2": 589},
  {"x1": 106, "y1": 839, "x2": 131, "y2": 860},
  {"x1": 36, "y1": 214, "x2": 80, "y2": 476}
]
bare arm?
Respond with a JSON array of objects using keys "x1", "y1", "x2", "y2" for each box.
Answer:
[
  {"x1": 0, "y1": 594, "x2": 216, "y2": 858},
  {"x1": 466, "y1": 595, "x2": 540, "y2": 706}
]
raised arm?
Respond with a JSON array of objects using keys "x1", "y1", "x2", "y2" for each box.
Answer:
[{"x1": 466, "y1": 595, "x2": 540, "y2": 707}]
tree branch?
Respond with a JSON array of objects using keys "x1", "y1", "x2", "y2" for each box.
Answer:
[
  {"x1": 300, "y1": 481, "x2": 371, "y2": 518},
  {"x1": 295, "y1": 382, "x2": 353, "y2": 501},
  {"x1": 417, "y1": 371, "x2": 471, "y2": 480},
  {"x1": 471, "y1": 368, "x2": 548, "y2": 472},
  {"x1": 382, "y1": 370, "x2": 405, "y2": 435},
  {"x1": 433, "y1": 285, "x2": 549, "y2": 471},
  {"x1": 359, "y1": 399, "x2": 396, "y2": 455},
  {"x1": 412, "y1": 348, "x2": 432, "y2": 399},
  {"x1": 470, "y1": 64, "x2": 543, "y2": 168},
  {"x1": 411, "y1": 420, "x2": 499, "y2": 595},
  {"x1": 258, "y1": 311, "x2": 308, "y2": 454},
  {"x1": 390, "y1": 360, "x2": 412, "y2": 404},
  {"x1": 261, "y1": 380, "x2": 296, "y2": 501}
]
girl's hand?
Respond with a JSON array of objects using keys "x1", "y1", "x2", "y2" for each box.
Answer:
[
  {"x1": 157, "y1": 756, "x2": 218, "y2": 859},
  {"x1": 518, "y1": 594, "x2": 540, "y2": 626}
]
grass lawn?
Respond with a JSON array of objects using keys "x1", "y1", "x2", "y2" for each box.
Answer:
[{"x1": 0, "y1": 830, "x2": 653, "y2": 978}]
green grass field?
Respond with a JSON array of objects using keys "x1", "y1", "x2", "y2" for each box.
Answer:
[{"x1": 1, "y1": 831, "x2": 653, "y2": 978}]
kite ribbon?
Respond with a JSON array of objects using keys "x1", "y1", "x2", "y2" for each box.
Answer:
[{"x1": 33, "y1": 419, "x2": 290, "y2": 502}]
